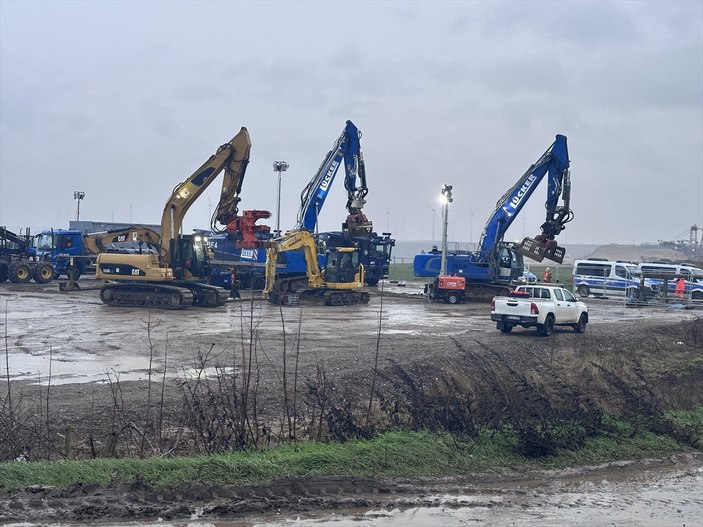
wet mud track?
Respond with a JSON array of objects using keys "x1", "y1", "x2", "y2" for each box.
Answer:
[
  {"x1": 2, "y1": 454, "x2": 702, "y2": 525},
  {"x1": 1, "y1": 280, "x2": 703, "y2": 524},
  {"x1": 1, "y1": 279, "x2": 697, "y2": 386}
]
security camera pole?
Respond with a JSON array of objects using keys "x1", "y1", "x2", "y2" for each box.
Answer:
[{"x1": 440, "y1": 184, "x2": 453, "y2": 275}]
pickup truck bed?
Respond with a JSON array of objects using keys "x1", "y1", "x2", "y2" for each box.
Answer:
[{"x1": 491, "y1": 285, "x2": 588, "y2": 337}]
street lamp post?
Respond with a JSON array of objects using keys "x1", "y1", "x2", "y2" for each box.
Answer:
[
  {"x1": 272, "y1": 161, "x2": 289, "y2": 236},
  {"x1": 439, "y1": 184, "x2": 453, "y2": 275},
  {"x1": 73, "y1": 191, "x2": 85, "y2": 222}
]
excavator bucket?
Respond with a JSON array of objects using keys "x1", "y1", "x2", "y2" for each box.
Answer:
[{"x1": 516, "y1": 237, "x2": 566, "y2": 264}]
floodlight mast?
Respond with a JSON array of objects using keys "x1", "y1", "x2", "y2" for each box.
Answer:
[
  {"x1": 73, "y1": 191, "x2": 85, "y2": 221},
  {"x1": 273, "y1": 161, "x2": 289, "y2": 236},
  {"x1": 440, "y1": 184, "x2": 453, "y2": 275}
]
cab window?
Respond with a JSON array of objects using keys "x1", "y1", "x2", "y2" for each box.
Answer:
[
  {"x1": 563, "y1": 290, "x2": 576, "y2": 302},
  {"x1": 553, "y1": 289, "x2": 564, "y2": 301}
]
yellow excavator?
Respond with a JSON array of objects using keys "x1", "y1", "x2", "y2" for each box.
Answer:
[
  {"x1": 96, "y1": 127, "x2": 252, "y2": 309},
  {"x1": 262, "y1": 229, "x2": 370, "y2": 306}
]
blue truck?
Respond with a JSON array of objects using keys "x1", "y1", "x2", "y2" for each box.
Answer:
[
  {"x1": 34, "y1": 226, "x2": 161, "y2": 280},
  {"x1": 34, "y1": 228, "x2": 95, "y2": 280}
]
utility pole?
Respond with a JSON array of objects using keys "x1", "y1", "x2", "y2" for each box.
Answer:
[
  {"x1": 440, "y1": 184, "x2": 453, "y2": 275},
  {"x1": 273, "y1": 161, "x2": 289, "y2": 236}
]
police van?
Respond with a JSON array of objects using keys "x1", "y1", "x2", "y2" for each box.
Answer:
[
  {"x1": 572, "y1": 259, "x2": 659, "y2": 298},
  {"x1": 637, "y1": 262, "x2": 703, "y2": 300}
]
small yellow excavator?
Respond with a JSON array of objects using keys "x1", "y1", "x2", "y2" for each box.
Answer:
[
  {"x1": 262, "y1": 230, "x2": 370, "y2": 306},
  {"x1": 96, "y1": 127, "x2": 252, "y2": 309}
]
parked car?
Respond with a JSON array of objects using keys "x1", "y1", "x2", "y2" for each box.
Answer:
[{"x1": 491, "y1": 284, "x2": 588, "y2": 337}]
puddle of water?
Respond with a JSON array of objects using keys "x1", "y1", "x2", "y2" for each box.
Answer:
[{"x1": 7, "y1": 463, "x2": 700, "y2": 527}]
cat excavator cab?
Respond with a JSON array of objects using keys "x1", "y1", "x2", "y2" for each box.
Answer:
[
  {"x1": 262, "y1": 230, "x2": 370, "y2": 306},
  {"x1": 96, "y1": 127, "x2": 252, "y2": 309}
]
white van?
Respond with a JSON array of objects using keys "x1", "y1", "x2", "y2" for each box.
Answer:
[
  {"x1": 572, "y1": 259, "x2": 659, "y2": 298},
  {"x1": 637, "y1": 262, "x2": 703, "y2": 300}
]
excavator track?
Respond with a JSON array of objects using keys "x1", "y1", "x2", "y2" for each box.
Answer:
[
  {"x1": 267, "y1": 278, "x2": 370, "y2": 307},
  {"x1": 465, "y1": 282, "x2": 513, "y2": 303},
  {"x1": 324, "y1": 291, "x2": 370, "y2": 306},
  {"x1": 99, "y1": 283, "x2": 194, "y2": 309},
  {"x1": 185, "y1": 282, "x2": 230, "y2": 307}
]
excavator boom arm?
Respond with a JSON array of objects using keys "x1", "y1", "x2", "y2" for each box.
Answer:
[
  {"x1": 263, "y1": 230, "x2": 324, "y2": 298},
  {"x1": 478, "y1": 134, "x2": 571, "y2": 262},
  {"x1": 296, "y1": 121, "x2": 370, "y2": 232},
  {"x1": 161, "y1": 127, "x2": 251, "y2": 265},
  {"x1": 83, "y1": 225, "x2": 163, "y2": 255}
]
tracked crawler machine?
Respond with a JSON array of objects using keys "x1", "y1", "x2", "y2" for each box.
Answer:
[
  {"x1": 262, "y1": 230, "x2": 370, "y2": 306},
  {"x1": 96, "y1": 128, "x2": 252, "y2": 309}
]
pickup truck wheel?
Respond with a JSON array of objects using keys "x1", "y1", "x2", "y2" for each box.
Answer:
[
  {"x1": 447, "y1": 292, "x2": 459, "y2": 304},
  {"x1": 573, "y1": 313, "x2": 588, "y2": 333},
  {"x1": 498, "y1": 323, "x2": 513, "y2": 333},
  {"x1": 538, "y1": 315, "x2": 554, "y2": 337},
  {"x1": 577, "y1": 285, "x2": 590, "y2": 297}
]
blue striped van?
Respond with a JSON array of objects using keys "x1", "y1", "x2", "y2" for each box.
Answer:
[{"x1": 572, "y1": 259, "x2": 659, "y2": 299}]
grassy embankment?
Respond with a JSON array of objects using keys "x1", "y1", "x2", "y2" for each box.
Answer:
[{"x1": 1, "y1": 408, "x2": 701, "y2": 490}]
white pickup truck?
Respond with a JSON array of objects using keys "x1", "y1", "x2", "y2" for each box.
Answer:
[{"x1": 491, "y1": 284, "x2": 588, "y2": 336}]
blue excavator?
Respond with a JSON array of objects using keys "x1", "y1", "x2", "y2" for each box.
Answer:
[
  {"x1": 209, "y1": 121, "x2": 393, "y2": 289},
  {"x1": 295, "y1": 120, "x2": 394, "y2": 286},
  {"x1": 414, "y1": 134, "x2": 572, "y2": 299}
]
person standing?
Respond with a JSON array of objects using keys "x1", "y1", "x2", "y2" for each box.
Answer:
[
  {"x1": 543, "y1": 267, "x2": 553, "y2": 283},
  {"x1": 675, "y1": 277, "x2": 685, "y2": 299},
  {"x1": 229, "y1": 270, "x2": 241, "y2": 300}
]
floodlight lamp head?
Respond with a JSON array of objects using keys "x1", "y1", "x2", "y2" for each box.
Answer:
[{"x1": 441, "y1": 184, "x2": 453, "y2": 202}]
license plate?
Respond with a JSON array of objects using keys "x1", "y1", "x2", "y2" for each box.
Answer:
[{"x1": 506, "y1": 315, "x2": 521, "y2": 321}]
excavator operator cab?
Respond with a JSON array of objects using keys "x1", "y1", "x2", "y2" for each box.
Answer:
[
  {"x1": 173, "y1": 235, "x2": 211, "y2": 281},
  {"x1": 497, "y1": 244, "x2": 524, "y2": 281},
  {"x1": 323, "y1": 247, "x2": 359, "y2": 284}
]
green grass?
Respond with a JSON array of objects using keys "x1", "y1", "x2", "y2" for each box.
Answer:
[
  {"x1": 389, "y1": 263, "x2": 428, "y2": 282},
  {"x1": 2, "y1": 410, "x2": 701, "y2": 490}
]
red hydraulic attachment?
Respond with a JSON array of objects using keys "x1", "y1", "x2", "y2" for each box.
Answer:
[{"x1": 226, "y1": 210, "x2": 271, "y2": 249}]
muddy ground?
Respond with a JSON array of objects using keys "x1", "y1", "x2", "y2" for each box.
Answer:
[{"x1": 0, "y1": 279, "x2": 702, "y2": 522}]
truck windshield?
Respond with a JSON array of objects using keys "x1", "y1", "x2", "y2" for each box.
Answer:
[
  {"x1": 373, "y1": 244, "x2": 389, "y2": 257},
  {"x1": 35, "y1": 234, "x2": 56, "y2": 250}
]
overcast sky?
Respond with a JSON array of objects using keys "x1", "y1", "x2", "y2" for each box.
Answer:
[{"x1": 1, "y1": 0, "x2": 701, "y2": 247}]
